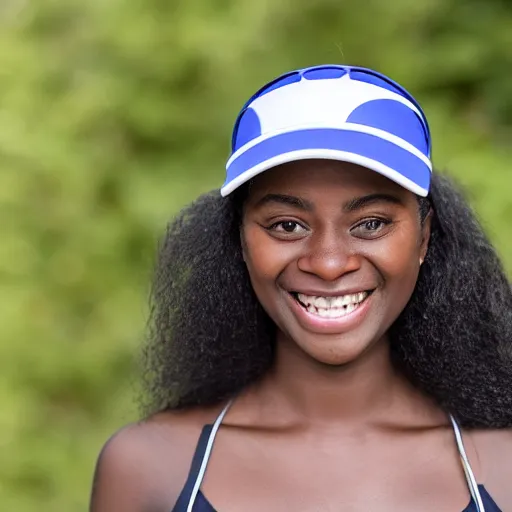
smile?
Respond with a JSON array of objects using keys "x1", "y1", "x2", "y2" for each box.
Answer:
[{"x1": 292, "y1": 292, "x2": 370, "y2": 319}]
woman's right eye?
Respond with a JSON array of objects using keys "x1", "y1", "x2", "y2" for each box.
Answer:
[{"x1": 268, "y1": 220, "x2": 307, "y2": 235}]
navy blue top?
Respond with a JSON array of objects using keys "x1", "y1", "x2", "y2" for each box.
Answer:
[{"x1": 172, "y1": 425, "x2": 502, "y2": 512}]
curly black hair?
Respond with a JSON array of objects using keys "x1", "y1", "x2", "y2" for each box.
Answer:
[{"x1": 141, "y1": 171, "x2": 512, "y2": 428}]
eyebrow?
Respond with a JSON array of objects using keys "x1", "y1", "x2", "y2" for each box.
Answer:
[
  {"x1": 254, "y1": 192, "x2": 404, "y2": 212},
  {"x1": 254, "y1": 193, "x2": 314, "y2": 211},
  {"x1": 343, "y1": 193, "x2": 404, "y2": 212}
]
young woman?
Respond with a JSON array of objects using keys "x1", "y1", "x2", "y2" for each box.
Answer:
[{"x1": 90, "y1": 65, "x2": 512, "y2": 512}]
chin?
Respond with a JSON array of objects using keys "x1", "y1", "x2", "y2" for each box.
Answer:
[{"x1": 293, "y1": 330, "x2": 384, "y2": 367}]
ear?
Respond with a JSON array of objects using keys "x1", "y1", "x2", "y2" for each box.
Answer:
[{"x1": 419, "y1": 209, "x2": 433, "y2": 264}]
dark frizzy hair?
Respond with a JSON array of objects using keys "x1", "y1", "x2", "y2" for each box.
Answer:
[{"x1": 142, "y1": 172, "x2": 512, "y2": 428}]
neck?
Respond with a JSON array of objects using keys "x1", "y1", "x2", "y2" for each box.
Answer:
[{"x1": 262, "y1": 332, "x2": 420, "y2": 426}]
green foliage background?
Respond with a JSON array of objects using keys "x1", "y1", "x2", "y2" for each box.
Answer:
[{"x1": 1, "y1": 1, "x2": 511, "y2": 510}]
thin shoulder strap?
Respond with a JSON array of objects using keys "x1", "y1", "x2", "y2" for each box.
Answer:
[
  {"x1": 449, "y1": 415, "x2": 486, "y2": 512},
  {"x1": 185, "y1": 401, "x2": 233, "y2": 512}
]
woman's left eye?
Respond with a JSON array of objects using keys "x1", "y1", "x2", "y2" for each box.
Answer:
[{"x1": 351, "y1": 218, "x2": 391, "y2": 238}]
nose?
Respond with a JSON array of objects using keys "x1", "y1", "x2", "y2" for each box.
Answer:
[{"x1": 297, "y1": 231, "x2": 361, "y2": 282}]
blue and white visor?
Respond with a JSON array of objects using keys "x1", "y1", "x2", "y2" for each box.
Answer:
[{"x1": 221, "y1": 65, "x2": 432, "y2": 197}]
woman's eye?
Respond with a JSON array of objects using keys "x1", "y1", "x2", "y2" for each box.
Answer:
[
  {"x1": 269, "y1": 221, "x2": 307, "y2": 235},
  {"x1": 364, "y1": 220, "x2": 384, "y2": 231},
  {"x1": 351, "y1": 218, "x2": 390, "y2": 238}
]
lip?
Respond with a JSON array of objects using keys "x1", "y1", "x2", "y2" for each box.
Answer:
[{"x1": 284, "y1": 289, "x2": 374, "y2": 334}]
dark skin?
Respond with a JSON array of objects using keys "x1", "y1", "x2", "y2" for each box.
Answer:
[{"x1": 90, "y1": 161, "x2": 512, "y2": 512}]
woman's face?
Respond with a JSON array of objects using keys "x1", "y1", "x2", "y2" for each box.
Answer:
[{"x1": 241, "y1": 159, "x2": 431, "y2": 366}]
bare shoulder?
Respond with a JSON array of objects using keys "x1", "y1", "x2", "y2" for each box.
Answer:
[
  {"x1": 469, "y1": 428, "x2": 512, "y2": 508},
  {"x1": 471, "y1": 427, "x2": 512, "y2": 472},
  {"x1": 89, "y1": 405, "x2": 223, "y2": 512}
]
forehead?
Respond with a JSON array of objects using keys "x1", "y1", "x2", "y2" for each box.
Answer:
[{"x1": 246, "y1": 159, "x2": 414, "y2": 203}]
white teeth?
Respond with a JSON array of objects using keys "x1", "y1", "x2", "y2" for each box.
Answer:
[
  {"x1": 297, "y1": 292, "x2": 368, "y2": 309},
  {"x1": 295, "y1": 291, "x2": 369, "y2": 319},
  {"x1": 316, "y1": 297, "x2": 329, "y2": 308},
  {"x1": 346, "y1": 303, "x2": 357, "y2": 314},
  {"x1": 312, "y1": 304, "x2": 358, "y2": 318}
]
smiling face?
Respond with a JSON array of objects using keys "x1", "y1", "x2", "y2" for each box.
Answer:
[{"x1": 241, "y1": 159, "x2": 431, "y2": 366}]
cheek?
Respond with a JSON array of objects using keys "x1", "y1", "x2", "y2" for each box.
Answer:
[
  {"x1": 242, "y1": 225, "x2": 293, "y2": 287},
  {"x1": 372, "y1": 226, "x2": 421, "y2": 288}
]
